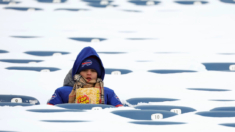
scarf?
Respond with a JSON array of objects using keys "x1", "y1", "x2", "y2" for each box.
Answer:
[{"x1": 68, "y1": 74, "x2": 105, "y2": 104}]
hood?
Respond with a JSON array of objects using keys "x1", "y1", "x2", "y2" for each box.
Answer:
[{"x1": 72, "y1": 46, "x2": 105, "y2": 80}]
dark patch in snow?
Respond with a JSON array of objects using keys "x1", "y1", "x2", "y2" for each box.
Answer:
[
  {"x1": 37, "y1": 0, "x2": 67, "y2": 3},
  {"x1": 69, "y1": 37, "x2": 106, "y2": 42},
  {"x1": 25, "y1": 51, "x2": 69, "y2": 56},
  {"x1": 54, "y1": 8, "x2": 89, "y2": 11},
  {"x1": 220, "y1": 123, "x2": 235, "y2": 127},
  {"x1": 82, "y1": 0, "x2": 113, "y2": 2},
  {"x1": 187, "y1": 88, "x2": 230, "y2": 92},
  {"x1": 202, "y1": 63, "x2": 235, "y2": 72},
  {"x1": 0, "y1": 50, "x2": 8, "y2": 54},
  {"x1": 128, "y1": 1, "x2": 160, "y2": 6},
  {"x1": 220, "y1": 0, "x2": 235, "y2": 4},
  {"x1": 87, "y1": 3, "x2": 117, "y2": 8},
  {"x1": 111, "y1": 110, "x2": 177, "y2": 120},
  {"x1": 27, "y1": 109, "x2": 84, "y2": 113},
  {"x1": 11, "y1": 36, "x2": 40, "y2": 38},
  {"x1": 210, "y1": 99, "x2": 235, "y2": 102},
  {"x1": 135, "y1": 105, "x2": 196, "y2": 114},
  {"x1": 0, "y1": 102, "x2": 34, "y2": 107},
  {"x1": 82, "y1": 0, "x2": 113, "y2": 4},
  {"x1": 81, "y1": 0, "x2": 116, "y2": 8},
  {"x1": 126, "y1": 98, "x2": 179, "y2": 105},
  {"x1": 6, "y1": 67, "x2": 60, "y2": 72},
  {"x1": 175, "y1": 1, "x2": 208, "y2": 5},
  {"x1": 148, "y1": 70, "x2": 197, "y2": 74},
  {"x1": 0, "y1": 59, "x2": 43, "y2": 64},
  {"x1": 56, "y1": 104, "x2": 114, "y2": 110},
  {"x1": 0, "y1": 1, "x2": 20, "y2": 5},
  {"x1": 196, "y1": 111, "x2": 235, "y2": 117},
  {"x1": 4, "y1": 7, "x2": 43, "y2": 11},
  {"x1": 210, "y1": 107, "x2": 235, "y2": 112},
  {"x1": 0, "y1": 95, "x2": 40, "y2": 105}
]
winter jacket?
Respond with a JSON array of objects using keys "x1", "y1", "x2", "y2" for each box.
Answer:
[{"x1": 48, "y1": 47, "x2": 123, "y2": 107}]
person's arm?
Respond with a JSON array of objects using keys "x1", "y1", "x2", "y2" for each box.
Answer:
[
  {"x1": 47, "y1": 89, "x2": 63, "y2": 105},
  {"x1": 107, "y1": 90, "x2": 123, "y2": 107}
]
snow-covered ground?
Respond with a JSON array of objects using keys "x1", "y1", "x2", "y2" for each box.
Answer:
[{"x1": 1, "y1": 0, "x2": 235, "y2": 131}]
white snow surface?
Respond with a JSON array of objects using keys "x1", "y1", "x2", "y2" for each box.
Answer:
[{"x1": 1, "y1": 0, "x2": 235, "y2": 131}]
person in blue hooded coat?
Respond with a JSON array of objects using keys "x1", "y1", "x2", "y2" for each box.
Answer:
[{"x1": 48, "y1": 46, "x2": 123, "y2": 107}]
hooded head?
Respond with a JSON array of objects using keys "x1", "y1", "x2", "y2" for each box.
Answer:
[
  {"x1": 72, "y1": 46, "x2": 105, "y2": 80},
  {"x1": 77, "y1": 57, "x2": 102, "y2": 78}
]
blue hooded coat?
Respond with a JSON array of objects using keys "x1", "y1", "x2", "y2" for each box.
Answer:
[{"x1": 48, "y1": 47, "x2": 123, "y2": 107}]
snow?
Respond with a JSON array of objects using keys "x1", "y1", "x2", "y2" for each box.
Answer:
[{"x1": 1, "y1": 0, "x2": 235, "y2": 131}]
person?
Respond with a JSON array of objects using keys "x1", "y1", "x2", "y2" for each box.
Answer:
[{"x1": 48, "y1": 46, "x2": 123, "y2": 107}]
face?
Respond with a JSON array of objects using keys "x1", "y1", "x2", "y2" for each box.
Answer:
[{"x1": 80, "y1": 69, "x2": 97, "y2": 82}]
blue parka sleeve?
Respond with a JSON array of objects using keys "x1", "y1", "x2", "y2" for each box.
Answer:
[
  {"x1": 105, "y1": 88, "x2": 123, "y2": 107},
  {"x1": 48, "y1": 89, "x2": 63, "y2": 105},
  {"x1": 47, "y1": 86, "x2": 72, "y2": 105}
]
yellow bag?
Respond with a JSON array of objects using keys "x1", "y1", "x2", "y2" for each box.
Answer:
[{"x1": 75, "y1": 88, "x2": 100, "y2": 104}]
